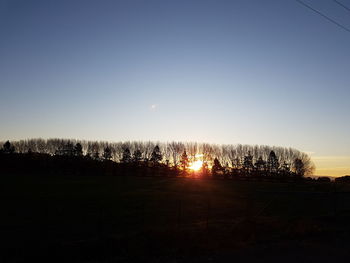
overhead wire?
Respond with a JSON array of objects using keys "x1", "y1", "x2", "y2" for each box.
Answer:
[
  {"x1": 295, "y1": 0, "x2": 350, "y2": 33},
  {"x1": 333, "y1": 0, "x2": 350, "y2": 13}
]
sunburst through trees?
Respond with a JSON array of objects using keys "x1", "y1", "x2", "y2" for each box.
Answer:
[{"x1": 0, "y1": 139, "x2": 315, "y2": 178}]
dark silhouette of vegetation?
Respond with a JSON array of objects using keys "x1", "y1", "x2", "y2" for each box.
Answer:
[
  {"x1": 294, "y1": 158, "x2": 306, "y2": 178},
  {"x1": 102, "y1": 146, "x2": 112, "y2": 161},
  {"x1": 1, "y1": 140, "x2": 15, "y2": 154},
  {"x1": 335, "y1": 175, "x2": 350, "y2": 183},
  {"x1": 150, "y1": 145, "x2": 162, "y2": 166},
  {"x1": 121, "y1": 147, "x2": 132, "y2": 163},
  {"x1": 317, "y1": 176, "x2": 331, "y2": 182},
  {"x1": 0, "y1": 139, "x2": 316, "y2": 180},
  {"x1": 74, "y1": 143, "x2": 83, "y2": 157},
  {"x1": 267, "y1": 150, "x2": 279, "y2": 174},
  {"x1": 212, "y1": 158, "x2": 223, "y2": 178},
  {"x1": 180, "y1": 150, "x2": 189, "y2": 172},
  {"x1": 132, "y1": 149, "x2": 142, "y2": 164}
]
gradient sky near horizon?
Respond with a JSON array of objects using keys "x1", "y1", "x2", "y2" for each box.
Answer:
[{"x1": 1, "y1": 0, "x2": 350, "y2": 176}]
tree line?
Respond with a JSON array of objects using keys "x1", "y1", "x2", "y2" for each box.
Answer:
[{"x1": 0, "y1": 139, "x2": 315, "y2": 178}]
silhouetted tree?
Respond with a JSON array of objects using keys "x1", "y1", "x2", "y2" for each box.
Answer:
[
  {"x1": 296, "y1": 153, "x2": 315, "y2": 177},
  {"x1": 150, "y1": 145, "x2": 162, "y2": 165},
  {"x1": 180, "y1": 150, "x2": 189, "y2": 172},
  {"x1": 317, "y1": 176, "x2": 331, "y2": 182},
  {"x1": 200, "y1": 162, "x2": 210, "y2": 177},
  {"x1": 142, "y1": 141, "x2": 155, "y2": 161},
  {"x1": 2, "y1": 141, "x2": 15, "y2": 154},
  {"x1": 85, "y1": 143, "x2": 93, "y2": 158},
  {"x1": 74, "y1": 143, "x2": 83, "y2": 156},
  {"x1": 93, "y1": 150, "x2": 100, "y2": 160},
  {"x1": 1, "y1": 138, "x2": 315, "y2": 178},
  {"x1": 168, "y1": 141, "x2": 183, "y2": 169},
  {"x1": 132, "y1": 149, "x2": 142, "y2": 164},
  {"x1": 103, "y1": 146, "x2": 112, "y2": 160},
  {"x1": 121, "y1": 148, "x2": 131, "y2": 163},
  {"x1": 212, "y1": 157, "x2": 223, "y2": 177},
  {"x1": 293, "y1": 158, "x2": 305, "y2": 177},
  {"x1": 267, "y1": 151, "x2": 279, "y2": 174},
  {"x1": 280, "y1": 161, "x2": 291, "y2": 176},
  {"x1": 243, "y1": 151, "x2": 254, "y2": 175},
  {"x1": 202, "y1": 143, "x2": 214, "y2": 167},
  {"x1": 55, "y1": 141, "x2": 75, "y2": 156},
  {"x1": 232, "y1": 157, "x2": 241, "y2": 169},
  {"x1": 255, "y1": 156, "x2": 266, "y2": 174}
]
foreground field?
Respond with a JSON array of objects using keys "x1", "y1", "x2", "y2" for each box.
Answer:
[{"x1": 2, "y1": 175, "x2": 350, "y2": 262}]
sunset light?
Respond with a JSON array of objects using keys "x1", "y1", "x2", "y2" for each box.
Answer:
[
  {"x1": 3, "y1": 0, "x2": 350, "y2": 261},
  {"x1": 189, "y1": 160, "x2": 203, "y2": 171}
]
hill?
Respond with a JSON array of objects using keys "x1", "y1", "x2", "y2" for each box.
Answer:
[{"x1": 2, "y1": 175, "x2": 350, "y2": 262}]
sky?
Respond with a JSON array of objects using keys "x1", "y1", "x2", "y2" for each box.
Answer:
[{"x1": 1, "y1": 0, "x2": 350, "y2": 176}]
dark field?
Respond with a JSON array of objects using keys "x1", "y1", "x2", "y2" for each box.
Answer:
[{"x1": 2, "y1": 176, "x2": 350, "y2": 262}]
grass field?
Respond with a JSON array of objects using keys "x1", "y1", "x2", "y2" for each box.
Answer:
[{"x1": 2, "y1": 175, "x2": 350, "y2": 262}]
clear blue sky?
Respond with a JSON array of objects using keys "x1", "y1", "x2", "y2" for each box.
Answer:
[{"x1": 1, "y1": 0, "x2": 350, "y2": 175}]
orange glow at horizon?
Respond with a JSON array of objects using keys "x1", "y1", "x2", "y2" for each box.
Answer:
[{"x1": 189, "y1": 159, "x2": 203, "y2": 171}]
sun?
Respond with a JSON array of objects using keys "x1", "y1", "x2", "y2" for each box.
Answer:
[{"x1": 189, "y1": 160, "x2": 203, "y2": 171}]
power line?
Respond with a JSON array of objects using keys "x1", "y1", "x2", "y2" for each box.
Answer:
[
  {"x1": 333, "y1": 0, "x2": 350, "y2": 13},
  {"x1": 295, "y1": 0, "x2": 350, "y2": 33}
]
